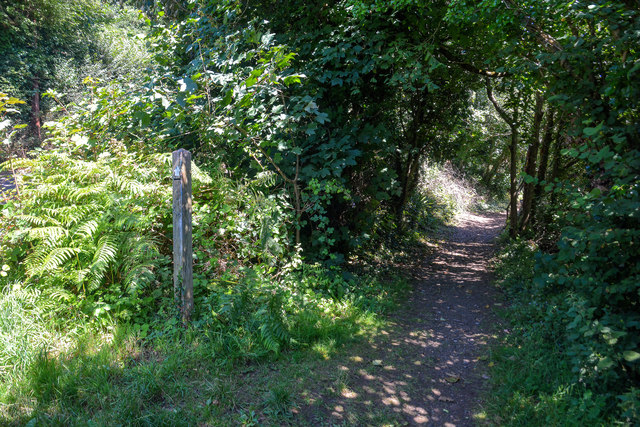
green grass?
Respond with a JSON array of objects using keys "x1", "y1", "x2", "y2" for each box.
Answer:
[
  {"x1": 0, "y1": 284, "x2": 50, "y2": 377},
  {"x1": 0, "y1": 268, "x2": 408, "y2": 426}
]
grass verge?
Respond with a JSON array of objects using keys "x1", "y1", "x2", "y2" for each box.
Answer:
[{"x1": 0, "y1": 266, "x2": 411, "y2": 426}]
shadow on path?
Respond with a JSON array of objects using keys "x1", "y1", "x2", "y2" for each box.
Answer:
[{"x1": 299, "y1": 212, "x2": 506, "y2": 426}]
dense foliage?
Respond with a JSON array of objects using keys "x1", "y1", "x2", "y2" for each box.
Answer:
[
  {"x1": 450, "y1": 0, "x2": 640, "y2": 417},
  {"x1": 0, "y1": 0, "x2": 638, "y2": 423}
]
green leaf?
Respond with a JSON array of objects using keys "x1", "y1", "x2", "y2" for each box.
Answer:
[
  {"x1": 283, "y1": 74, "x2": 304, "y2": 86},
  {"x1": 178, "y1": 77, "x2": 197, "y2": 93},
  {"x1": 627, "y1": 61, "x2": 640, "y2": 78},
  {"x1": 587, "y1": 188, "x2": 601, "y2": 198},
  {"x1": 583, "y1": 124, "x2": 602, "y2": 137},
  {"x1": 597, "y1": 357, "x2": 615, "y2": 369},
  {"x1": 245, "y1": 76, "x2": 258, "y2": 87},
  {"x1": 623, "y1": 351, "x2": 640, "y2": 362},
  {"x1": 315, "y1": 112, "x2": 329, "y2": 124},
  {"x1": 220, "y1": 90, "x2": 233, "y2": 107}
]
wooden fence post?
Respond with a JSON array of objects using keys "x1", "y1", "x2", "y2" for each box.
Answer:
[{"x1": 172, "y1": 149, "x2": 193, "y2": 323}]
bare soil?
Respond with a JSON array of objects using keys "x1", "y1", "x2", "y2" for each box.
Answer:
[{"x1": 293, "y1": 211, "x2": 506, "y2": 426}]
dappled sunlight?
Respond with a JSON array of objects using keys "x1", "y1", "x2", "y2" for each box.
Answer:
[{"x1": 291, "y1": 213, "x2": 505, "y2": 425}]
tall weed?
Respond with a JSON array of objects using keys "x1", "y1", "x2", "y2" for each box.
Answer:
[{"x1": 419, "y1": 161, "x2": 478, "y2": 216}]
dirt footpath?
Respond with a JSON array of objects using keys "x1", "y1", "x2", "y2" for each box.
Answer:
[
  {"x1": 301, "y1": 211, "x2": 506, "y2": 426},
  {"x1": 0, "y1": 171, "x2": 18, "y2": 203}
]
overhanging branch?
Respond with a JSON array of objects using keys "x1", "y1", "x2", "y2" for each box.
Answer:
[
  {"x1": 485, "y1": 77, "x2": 516, "y2": 128},
  {"x1": 437, "y1": 47, "x2": 509, "y2": 78}
]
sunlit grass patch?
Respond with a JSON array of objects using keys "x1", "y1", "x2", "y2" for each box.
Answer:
[{"x1": 0, "y1": 266, "x2": 409, "y2": 425}]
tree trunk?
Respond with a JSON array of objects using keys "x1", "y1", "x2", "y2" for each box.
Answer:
[
  {"x1": 485, "y1": 78, "x2": 519, "y2": 238},
  {"x1": 395, "y1": 151, "x2": 420, "y2": 227},
  {"x1": 394, "y1": 96, "x2": 425, "y2": 226},
  {"x1": 482, "y1": 146, "x2": 508, "y2": 189},
  {"x1": 518, "y1": 94, "x2": 544, "y2": 232},
  {"x1": 549, "y1": 121, "x2": 564, "y2": 206},
  {"x1": 508, "y1": 128, "x2": 518, "y2": 237},
  {"x1": 30, "y1": 77, "x2": 41, "y2": 140},
  {"x1": 531, "y1": 108, "x2": 555, "y2": 226}
]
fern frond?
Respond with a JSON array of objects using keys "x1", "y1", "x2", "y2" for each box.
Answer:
[
  {"x1": 56, "y1": 204, "x2": 104, "y2": 227},
  {"x1": 28, "y1": 190, "x2": 64, "y2": 206},
  {"x1": 192, "y1": 162, "x2": 213, "y2": 185},
  {"x1": 73, "y1": 219, "x2": 99, "y2": 239},
  {"x1": 255, "y1": 306, "x2": 289, "y2": 353},
  {"x1": 112, "y1": 213, "x2": 140, "y2": 231},
  {"x1": 28, "y1": 226, "x2": 67, "y2": 241},
  {"x1": 108, "y1": 174, "x2": 144, "y2": 197},
  {"x1": 148, "y1": 153, "x2": 172, "y2": 166},
  {"x1": 0, "y1": 158, "x2": 36, "y2": 172},
  {"x1": 83, "y1": 235, "x2": 118, "y2": 291},
  {"x1": 122, "y1": 262, "x2": 155, "y2": 294},
  {"x1": 69, "y1": 184, "x2": 107, "y2": 202},
  {"x1": 32, "y1": 247, "x2": 81, "y2": 275},
  {"x1": 43, "y1": 287, "x2": 73, "y2": 303}
]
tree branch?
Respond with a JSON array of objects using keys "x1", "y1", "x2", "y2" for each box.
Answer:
[
  {"x1": 485, "y1": 77, "x2": 515, "y2": 127},
  {"x1": 232, "y1": 123, "x2": 294, "y2": 185},
  {"x1": 437, "y1": 47, "x2": 509, "y2": 78},
  {"x1": 502, "y1": 0, "x2": 564, "y2": 54}
]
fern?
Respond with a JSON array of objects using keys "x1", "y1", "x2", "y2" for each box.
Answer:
[
  {"x1": 31, "y1": 247, "x2": 82, "y2": 275},
  {"x1": 27, "y1": 226, "x2": 67, "y2": 241},
  {"x1": 257, "y1": 309, "x2": 290, "y2": 354},
  {"x1": 84, "y1": 235, "x2": 118, "y2": 293},
  {"x1": 4, "y1": 145, "x2": 171, "y2": 314}
]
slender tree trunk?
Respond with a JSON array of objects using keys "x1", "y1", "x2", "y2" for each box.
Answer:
[
  {"x1": 482, "y1": 146, "x2": 508, "y2": 189},
  {"x1": 518, "y1": 94, "x2": 544, "y2": 232},
  {"x1": 395, "y1": 152, "x2": 420, "y2": 227},
  {"x1": 404, "y1": 152, "x2": 422, "y2": 203},
  {"x1": 29, "y1": 5, "x2": 42, "y2": 142},
  {"x1": 485, "y1": 78, "x2": 520, "y2": 238},
  {"x1": 31, "y1": 77, "x2": 41, "y2": 140},
  {"x1": 531, "y1": 108, "x2": 555, "y2": 226},
  {"x1": 549, "y1": 122, "x2": 564, "y2": 206},
  {"x1": 508, "y1": 128, "x2": 518, "y2": 237},
  {"x1": 394, "y1": 97, "x2": 425, "y2": 226},
  {"x1": 293, "y1": 181, "x2": 301, "y2": 246}
]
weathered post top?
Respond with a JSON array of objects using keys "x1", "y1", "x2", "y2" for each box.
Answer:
[{"x1": 172, "y1": 149, "x2": 193, "y2": 323}]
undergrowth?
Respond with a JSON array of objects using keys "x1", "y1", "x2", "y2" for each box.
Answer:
[
  {"x1": 0, "y1": 268, "x2": 407, "y2": 425},
  {"x1": 0, "y1": 142, "x2": 411, "y2": 425},
  {"x1": 484, "y1": 238, "x2": 638, "y2": 426}
]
